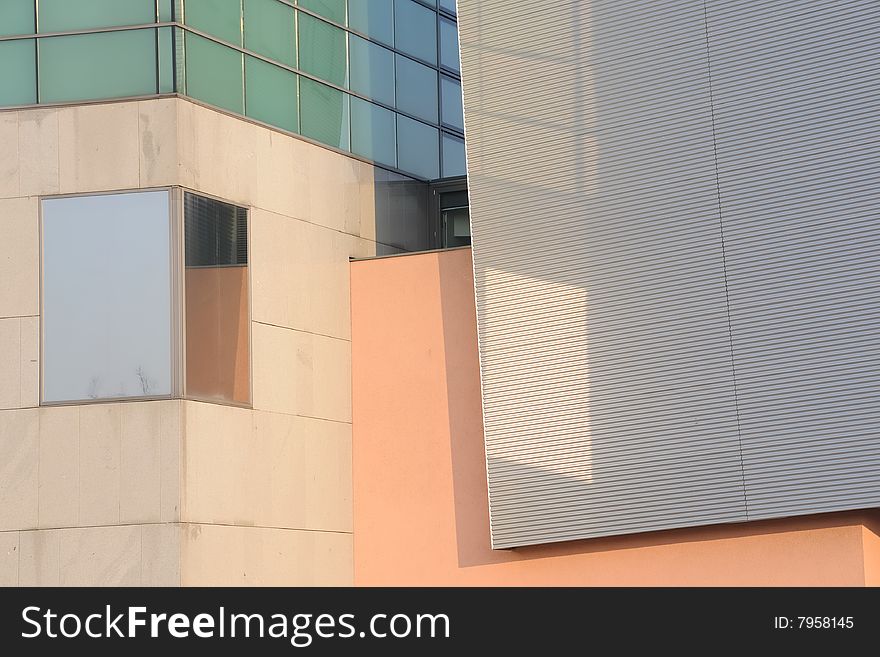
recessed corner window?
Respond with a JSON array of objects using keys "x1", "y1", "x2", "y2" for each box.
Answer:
[
  {"x1": 41, "y1": 191, "x2": 174, "y2": 403},
  {"x1": 41, "y1": 189, "x2": 250, "y2": 406},
  {"x1": 184, "y1": 193, "x2": 251, "y2": 405}
]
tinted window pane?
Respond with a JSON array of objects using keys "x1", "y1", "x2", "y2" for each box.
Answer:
[
  {"x1": 347, "y1": 0, "x2": 392, "y2": 46},
  {"x1": 158, "y1": 27, "x2": 175, "y2": 93},
  {"x1": 184, "y1": 0, "x2": 242, "y2": 45},
  {"x1": 442, "y1": 206, "x2": 470, "y2": 247},
  {"x1": 42, "y1": 191, "x2": 172, "y2": 403},
  {"x1": 397, "y1": 115, "x2": 438, "y2": 179},
  {"x1": 0, "y1": 0, "x2": 35, "y2": 36},
  {"x1": 349, "y1": 34, "x2": 394, "y2": 106},
  {"x1": 245, "y1": 56, "x2": 298, "y2": 133},
  {"x1": 350, "y1": 97, "x2": 396, "y2": 167},
  {"x1": 298, "y1": 0, "x2": 346, "y2": 25},
  {"x1": 298, "y1": 12, "x2": 347, "y2": 87},
  {"x1": 442, "y1": 132, "x2": 465, "y2": 177},
  {"x1": 439, "y1": 17, "x2": 460, "y2": 72},
  {"x1": 395, "y1": 54, "x2": 437, "y2": 123},
  {"x1": 300, "y1": 77, "x2": 350, "y2": 150},
  {"x1": 158, "y1": 0, "x2": 174, "y2": 22},
  {"x1": 184, "y1": 193, "x2": 251, "y2": 405},
  {"x1": 39, "y1": 30, "x2": 157, "y2": 103},
  {"x1": 0, "y1": 40, "x2": 36, "y2": 106},
  {"x1": 244, "y1": 0, "x2": 296, "y2": 67},
  {"x1": 394, "y1": 0, "x2": 436, "y2": 65},
  {"x1": 439, "y1": 0, "x2": 456, "y2": 15},
  {"x1": 184, "y1": 32, "x2": 244, "y2": 113},
  {"x1": 440, "y1": 75, "x2": 463, "y2": 130},
  {"x1": 39, "y1": 0, "x2": 155, "y2": 32}
]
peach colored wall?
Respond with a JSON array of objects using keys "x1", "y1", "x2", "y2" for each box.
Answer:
[
  {"x1": 351, "y1": 248, "x2": 880, "y2": 586},
  {"x1": 185, "y1": 266, "x2": 250, "y2": 403}
]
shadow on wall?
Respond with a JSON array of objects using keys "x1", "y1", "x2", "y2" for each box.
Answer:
[
  {"x1": 460, "y1": 0, "x2": 748, "y2": 547},
  {"x1": 436, "y1": 250, "x2": 880, "y2": 570}
]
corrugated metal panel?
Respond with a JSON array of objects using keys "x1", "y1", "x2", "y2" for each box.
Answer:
[
  {"x1": 706, "y1": 0, "x2": 880, "y2": 519},
  {"x1": 458, "y1": 0, "x2": 747, "y2": 548}
]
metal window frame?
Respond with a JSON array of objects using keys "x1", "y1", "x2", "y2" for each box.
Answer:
[
  {"x1": 1, "y1": 0, "x2": 466, "y2": 181},
  {"x1": 37, "y1": 186, "x2": 254, "y2": 410}
]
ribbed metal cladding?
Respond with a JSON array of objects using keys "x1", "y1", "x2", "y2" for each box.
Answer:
[
  {"x1": 458, "y1": 0, "x2": 748, "y2": 548},
  {"x1": 707, "y1": 0, "x2": 880, "y2": 519},
  {"x1": 460, "y1": 0, "x2": 880, "y2": 549}
]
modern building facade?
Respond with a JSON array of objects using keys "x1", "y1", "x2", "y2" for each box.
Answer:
[
  {"x1": 0, "y1": 0, "x2": 464, "y2": 586},
  {"x1": 458, "y1": 0, "x2": 880, "y2": 549},
  {"x1": 352, "y1": 0, "x2": 880, "y2": 586},
  {"x1": 351, "y1": 248, "x2": 880, "y2": 585},
  {"x1": 3, "y1": 0, "x2": 880, "y2": 587}
]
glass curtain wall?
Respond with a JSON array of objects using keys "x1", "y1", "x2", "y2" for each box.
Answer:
[{"x1": 0, "y1": 0, "x2": 466, "y2": 181}]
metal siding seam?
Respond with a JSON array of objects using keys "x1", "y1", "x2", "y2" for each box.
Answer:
[
  {"x1": 459, "y1": 0, "x2": 748, "y2": 549},
  {"x1": 708, "y1": 0, "x2": 880, "y2": 520}
]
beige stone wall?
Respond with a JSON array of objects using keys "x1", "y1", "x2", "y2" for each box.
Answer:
[{"x1": 0, "y1": 97, "x2": 428, "y2": 585}]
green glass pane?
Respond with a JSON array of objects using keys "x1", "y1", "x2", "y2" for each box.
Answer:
[
  {"x1": 349, "y1": 34, "x2": 394, "y2": 106},
  {"x1": 39, "y1": 30, "x2": 157, "y2": 103},
  {"x1": 440, "y1": 75, "x2": 462, "y2": 130},
  {"x1": 298, "y1": 12, "x2": 346, "y2": 87},
  {"x1": 298, "y1": 0, "x2": 345, "y2": 25},
  {"x1": 244, "y1": 0, "x2": 296, "y2": 67},
  {"x1": 397, "y1": 114, "x2": 438, "y2": 179},
  {"x1": 184, "y1": 32, "x2": 244, "y2": 113},
  {"x1": 395, "y1": 54, "x2": 437, "y2": 123},
  {"x1": 174, "y1": 25, "x2": 186, "y2": 91},
  {"x1": 439, "y1": 17, "x2": 459, "y2": 72},
  {"x1": 39, "y1": 0, "x2": 155, "y2": 33},
  {"x1": 0, "y1": 0, "x2": 35, "y2": 37},
  {"x1": 394, "y1": 0, "x2": 436, "y2": 65},
  {"x1": 158, "y1": 27, "x2": 175, "y2": 93},
  {"x1": 347, "y1": 0, "x2": 392, "y2": 46},
  {"x1": 159, "y1": 0, "x2": 174, "y2": 21},
  {"x1": 245, "y1": 56, "x2": 298, "y2": 133},
  {"x1": 300, "y1": 77, "x2": 349, "y2": 150},
  {"x1": 350, "y1": 97, "x2": 396, "y2": 167},
  {"x1": 184, "y1": 0, "x2": 242, "y2": 45},
  {"x1": 0, "y1": 39, "x2": 36, "y2": 106}
]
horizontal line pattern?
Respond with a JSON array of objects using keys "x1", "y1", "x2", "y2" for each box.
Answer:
[
  {"x1": 707, "y1": 0, "x2": 880, "y2": 519},
  {"x1": 459, "y1": 0, "x2": 747, "y2": 548}
]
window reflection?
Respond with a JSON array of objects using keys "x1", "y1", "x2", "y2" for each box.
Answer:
[
  {"x1": 184, "y1": 193, "x2": 251, "y2": 405},
  {"x1": 41, "y1": 191, "x2": 173, "y2": 403}
]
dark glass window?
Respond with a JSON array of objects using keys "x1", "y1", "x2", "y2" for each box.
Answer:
[{"x1": 184, "y1": 193, "x2": 251, "y2": 405}]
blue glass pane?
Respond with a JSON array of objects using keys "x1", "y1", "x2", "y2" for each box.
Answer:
[
  {"x1": 347, "y1": 0, "x2": 392, "y2": 46},
  {"x1": 350, "y1": 97, "x2": 396, "y2": 167},
  {"x1": 395, "y1": 54, "x2": 437, "y2": 123},
  {"x1": 349, "y1": 34, "x2": 394, "y2": 106},
  {"x1": 442, "y1": 132, "x2": 465, "y2": 177},
  {"x1": 397, "y1": 115, "x2": 438, "y2": 179},
  {"x1": 394, "y1": 0, "x2": 436, "y2": 65},
  {"x1": 439, "y1": 16, "x2": 460, "y2": 72},
  {"x1": 440, "y1": 75, "x2": 462, "y2": 130}
]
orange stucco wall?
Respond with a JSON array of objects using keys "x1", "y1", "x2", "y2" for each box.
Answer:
[{"x1": 350, "y1": 247, "x2": 880, "y2": 586}]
